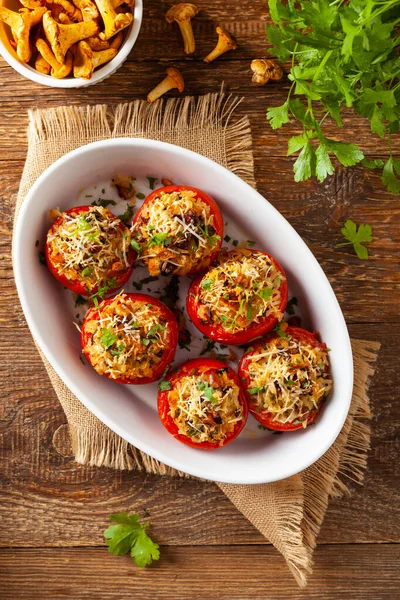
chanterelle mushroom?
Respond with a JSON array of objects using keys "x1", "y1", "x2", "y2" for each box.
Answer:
[
  {"x1": 73, "y1": 39, "x2": 117, "y2": 79},
  {"x1": 147, "y1": 67, "x2": 184, "y2": 103},
  {"x1": 42, "y1": 10, "x2": 99, "y2": 62},
  {"x1": 72, "y1": 0, "x2": 100, "y2": 22},
  {"x1": 204, "y1": 26, "x2": 237, "y2": 63},
  {"x1": 0, "y1": 5, "x2": 46, "y2": 62},
  {"x1": 165, "y1": 3, "x2": 199, "y2": 55},
  {"x1": 250, "y1": 59, "x2": 283, "y2": 85},
  {"x1": 36, "y1": 38, "x2": 73, "y2": 78},
  {"x1": 93, "y1": 0, "x2": 133, "y2": 40}
]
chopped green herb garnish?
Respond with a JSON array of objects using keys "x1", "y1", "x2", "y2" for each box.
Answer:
[
  {"x1": 136, "y1": 192, "x2": 145, "y2": 200},
  {"x1": 146, "y1": 176, "x2": 158, "y2": 190},
  {"x1": 198, "y1": 382, "x2": 217, "y2": 403},
  {"x1": 247, "y1": 303, "x2": 253, "y2": 321},
  {"x1": 232, "y1": 240, "x2": 239, "y2": 247},
  {"x1": 148, "y1": 232, "x2": 171, "y2": 247},
  {"x1": 141, "y1": 338, "x2": 151, "y2": 346},
  {"x1": 130, "y1": 239, "x2": 142, "y2": 256},
  {"x1": 286, "y1": 297, "x2": 298, "y2": 315},
  {"x1": 132, "y1": 275, "x2": 159, "y2": 291},
  {"x1": 223, "y1": 293, "x2": 230, "y2": 299},
  {"x1": 85, "y1": 194, "x2": 93, "y2": 198},
  {"x1": 91, "y1": 198, "x2": 117, "y2": 208},
  {"x1": 118, "y1": 204, "x2": 134, "y2": 224},
  {"x1": 274, "y1": 322, "x2": 288, "y2": 339},
  {"x1": 200, "y1": 338, "x2": 216, "y2": 355},
  {"x1": 38, "y1": 250, "x2": 46, "y2": 265},
  {"x1": 158, "y1": 380, "x2": 171, "y2": 391},
  {"x1": 249, "y1": 386, "x2": 264, "y2": 395},
  {"x1": 201, "y1": 278, "x2": 214, "y2": 290},
  {"x1": 81, "y1": 266, "x2": 92, "y2": 278},
  {"x1": 147, "y1": 324, "x2": 167, "y2": 337},
  {"x1": 247, "y1": 240, "x2": 256, "y2": 246},
  {"x1": 224, "y1": 235, "x2": 231, "y2": 242},
  {"x1": 259, "y1": 288, "x2": 273, "y2": 301},
  {"x1": 35, "y1": 240, "x2": 39, "y2": 247},
  {"x1": 110, "y1": 343, "x2": 125, "y2": 356},
  {"x1": 100, "y1": 328, "x2": 118, "y2": 349}
]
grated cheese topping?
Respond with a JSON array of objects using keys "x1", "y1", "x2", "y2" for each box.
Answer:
[
  {"x1": 167, "y1": 367, "x2": 243, "y2": 444},
  {"x1": 132, "y1": 190, "x2": 220, "y2": 276},
  {"x1": 245, "y1": 335, "x2": 332, "y2": 427},
  {"x1": 194, "y1": 249, "x2": 285, "y2": 333},
  {"x1": 47, "y1": 206, "x2": 132, "y2": 293},
  {"x1": 82, "y1": 293, "x2": 172, "y2": 380}
]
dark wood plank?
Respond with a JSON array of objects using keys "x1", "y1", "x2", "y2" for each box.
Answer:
[{"x1": 1, "y1": 545, "x2": 399, "y2": 599}]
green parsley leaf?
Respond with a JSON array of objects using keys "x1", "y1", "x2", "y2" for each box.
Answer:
[
  {"x1": 294, "y1": 141, "x2": 316, "y2": 182},
  {"x1": 146, "y1": 176, "x2": 158, "y2": 190},
  {"x1": 104, "y1": 511, "x2": 160, "y2": 567},
  {"x1": 158, "y1": 380, "x2": 171, "y2": 391},
  {"x1": 326, "y1": 141, "x2": 364, "y2": 168},
  {"x1": 141, "y1": 338, "x2": 151, "y2": 346},
  {"x1": 338, "y1": 219, "x2": 373, "y2": 260},
  {"x1": 201, "y1": 278, "x2": 214, "y2": 290},
  {"x1": 224, "y1": 235, "x2": 231, "y2": 242},
  {"x1": 382, "y1": 157, "x2": 400, "y2": 194},
  {"x1": 200, "y1": 338, "x2": 216, "y2": 355},
  {"x1": 247, "y1": 303, "x2": 253, "y2": 321},
  {"x1": 267, "y1": 101, "x2": 290, "y2": 130},
  {"x1": 38, "y1": 250, "x2": 46, "y2": 265},
  {"x1": 198, "y1": 381, "x2": 217, "y2": 403},
  {"x1": 136, "y1": 192, "x2": 146, "y2": 200},
  {"x1": 100, "y1": 328, "x2": 117, "y2": 349},
  {"x1": 130, "y1": 239, "x2": 142, "y2": 256},
  {"x1": 315, "y1": 144, "x2": 335, "y2": 182}
]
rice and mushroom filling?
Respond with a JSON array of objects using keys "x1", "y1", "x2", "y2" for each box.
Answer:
[
  {"x1": 167, "y1": 368, "x2": 243, "y2": 444},
  {"x1": 83, "y1": 294, "x2": 172, "y2": 380},
  {"x1": 132, "y1": 190, "x2": 220, "y2": 276},
  {"x1": 47, "y1": 206, "x2": 131, "y2": 292},
  {"x1": 195, "y1": 249, "x2": 285, "y2": 333},
  {"x1": 246, "y1": 336, "x2": 332, "y2": 427}
]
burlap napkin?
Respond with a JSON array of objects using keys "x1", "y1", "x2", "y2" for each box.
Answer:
[{"x1": 14, "y1": 91, "x2": 380, "y2": 587}]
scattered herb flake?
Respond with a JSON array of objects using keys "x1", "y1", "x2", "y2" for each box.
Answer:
[
  {"x1": 130, "y1": 239, "x2": 142, "y2": 256},
  {"x1": 100, "y1": 328, "x2": 118, "y2": 349},
  {"x1": 224, "y1": 235, "x2": 231, "y2": 242},
  {"x1": 146, "y1": 176, "x2": 158, "y2": 190},
  {"x1": 35, "y1": 240, "x2": 39, "y2": 247},
  {"x1": 136, "y1": 192, "x2": 145, "y2": 200},
  {"x1": 286, "y1": 297, "x2": 298, "y2": 315},
  {"x1": 158, "y1": 380, "x2": 171, "y2": 391},
  {"x1": 38, "y1": 250, "x2": 46, "y2": 265}
]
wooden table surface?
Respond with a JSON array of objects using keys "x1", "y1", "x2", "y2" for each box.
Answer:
[{"x1": 1, "y1": 1, "x2": 399, "y2": 598}]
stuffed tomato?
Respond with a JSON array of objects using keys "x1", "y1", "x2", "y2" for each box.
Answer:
[
  {"x1": 186, "y1": 248, "x2": 288, "y2": 345},
  {"x1": 238, "y1": 326, "x2": 332, "y2": 431},
  {"x1": 131, "y1": 185, "x2": 223, "y2": 276},
  {"x1": 81, "y1": 292, "x2": 178, "y2": 385},
  {"x1": 158, "y1": 358, "x2": 248, "y2": 449},
  {"x1": 45, "y1": 205, "x2": 136, "y2": 297}
]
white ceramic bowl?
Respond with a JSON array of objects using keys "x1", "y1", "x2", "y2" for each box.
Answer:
[
  {"x1": 0, "y1": 0, "x2": 142, "y2": 87},
  {"x1": 13, "y1": 138, "x2": 353, "y2": 484}
]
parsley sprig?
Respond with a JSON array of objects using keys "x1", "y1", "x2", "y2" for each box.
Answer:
[
  {"x1": 104, "y1": 512, "x2": 160, "y2": 567},
  {"x1": 337, "y1": 219, "x2": 373, "y2": 259},
  {"x1": 266, "y1": 0, "x2": 400, "y2": 194}
]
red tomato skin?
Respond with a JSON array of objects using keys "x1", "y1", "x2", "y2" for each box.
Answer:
[
  {"x1": 186, "y1": 249, "x2": 288, "y2": 345},
  {"x1": 158, "y1": 358, "x2": 248, "y2": 449},
  {"x1": 45, "y1": 205, "x2": 136, "y2": 296},
  {"x1": 132, "y1": 185, "x2": 223, "y2": 275},
  {"x1": 80, "y1": 293, "x2": 178, "y2": 385},
  {"x1": 238, "y1": 327, "x2": 328, "y2": 431}
]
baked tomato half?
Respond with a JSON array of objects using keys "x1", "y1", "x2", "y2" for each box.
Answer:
[
  {"x1": 131, "y1": 185, "x2": 223, "y2": 276},
  {"x1": 158, "y1": 358, "x2": 248, "y2": 449},
  {"x1": 238, "y1": 326, "x2": 332, "y2": 431},
  {"x1": 45, "y1": 205, "x2": 136, "y2": 297},
  {"x1": 81, "y1": 292, "x2": 178, "y2": 385},
  {"x1": 186, "y1": 248, "x2": 288, "y2": 345}
]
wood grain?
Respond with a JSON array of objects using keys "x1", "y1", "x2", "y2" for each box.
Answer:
[
  {"x1": 1, "y1": 545, "x2": 400, "y2": 600},
  {"x1": 0, "y1": 0, "x2": 400, "y2": 595}
]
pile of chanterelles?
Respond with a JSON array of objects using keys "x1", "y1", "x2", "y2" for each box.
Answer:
[{"x1": 0, "y1": 0, "x2": 133, "y2": 79}]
